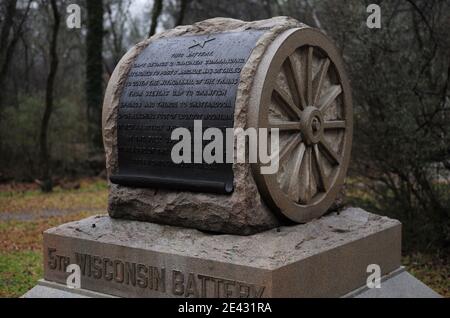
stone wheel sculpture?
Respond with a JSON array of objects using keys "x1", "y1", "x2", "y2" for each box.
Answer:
[{"x1": 249, "y1": 28, "x2": 353, "y2": 223}]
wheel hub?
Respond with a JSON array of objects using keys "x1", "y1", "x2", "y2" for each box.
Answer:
[{"x1": 300, "y1": 106, "x2": 323, "y2": 145}]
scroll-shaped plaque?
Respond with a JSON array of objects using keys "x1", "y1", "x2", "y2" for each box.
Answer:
[{"x1": 110, "y1": 31, "x2": 265, "y2": 194}]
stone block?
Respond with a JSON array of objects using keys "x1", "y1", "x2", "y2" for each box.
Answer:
[{"x1": 42, "y1": 208, "x2": 401, "y2": 298}]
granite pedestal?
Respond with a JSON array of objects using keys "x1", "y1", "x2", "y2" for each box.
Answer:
[{"x1": 24, "y1": 207, "x2": 441, "y2": 298}]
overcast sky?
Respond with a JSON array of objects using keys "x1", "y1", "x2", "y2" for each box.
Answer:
[
  {"x1": 129, "y1": 0, "x2": 152, "y2": 16},
  {"x1": 128, "y1": 0, "x2": 171, "y2": 35}
]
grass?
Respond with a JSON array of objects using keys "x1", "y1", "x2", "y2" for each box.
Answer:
[
  {"x1": 0, "y1": 212, "x2": 101, "y2": 252},
  {"x1": 0, "y1": 178, "x2": 108, "y2": 213},
  {"x1": 403, "y1": 252, "x2": 449, "y2": 297},
  {"x1": 0, "y1": 178, "x2": 108, "y2": 297},
  {"x1": 0, "y1": 251, "x2": 43, "y2": 297}
]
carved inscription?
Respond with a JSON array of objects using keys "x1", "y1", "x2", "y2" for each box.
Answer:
[
  {"x1": 112, "y1": 31, "x2": 265, "y2": 193},
  {"x1": 47, "y1": 248, "x2": 266, "y2": 298}
]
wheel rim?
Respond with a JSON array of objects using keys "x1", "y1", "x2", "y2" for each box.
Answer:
[{"x1": 249, "y1": 28, "x2": 353, "y2": 223}]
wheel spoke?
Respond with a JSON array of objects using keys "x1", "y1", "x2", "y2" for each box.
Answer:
[
  {"x1": 288, "y1": 143, "x2": 306, "y2": 201},
  {"x1": 271, "y1": 135, "x2": 302, "y2": 167},
  {"x1": 306, "y1": 47, "x2": 314, "y2": 105},
  {"x1": 298, "y1": 147, "x2": 313, "y2": 204},
  {"x1": 273, "y1": 84, "x2": 302, "y2": 119},
  {"x1": 313, "y1": 144, "x2": 329, "y2": 192},
  {"x1": 313, "y1": 58, "x2": 330, "y2": 106},
  {"x1": 318, "y1": 85, "x2": 342, "y2": 113},
  {"x1": 323, "y1": 120, "x2": 346, "y2": 130},
  {"x1": 319, "y1": 139, "x2": 340, "y2": 166},
  {"x1": 269, "y1": 120, "x2": 301, "y2": 131},
  {"x1": 286, "y1": 54, "x2": 306, "y2": 110}
]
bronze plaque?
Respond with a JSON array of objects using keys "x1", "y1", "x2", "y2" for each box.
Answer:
[{"x1": 111, "y1": 31, "x2": 264, "y2": 193}]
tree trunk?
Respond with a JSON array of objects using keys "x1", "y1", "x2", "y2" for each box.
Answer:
[
  {"x1": 39, "y1": 0, "x2": 60, "y2": 192},
  {"x1": 149, "y1": 0, "x2": 163, "y2": 37},
  {"x1": 176, "y1": 0, "x2": 189, "y2": 26},
  {"x1": 0, "y1": 0, "x2": 31, "y2": 118},
  {"x1": 86, "y1": 0, "x2": 104, "y2": 151}
]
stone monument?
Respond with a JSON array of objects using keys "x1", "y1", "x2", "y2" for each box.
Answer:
[
  {"x1": 103, "y1": 16, "x2": 353, "y2": 235},
  {"x1": 24, "y1": 17, "x2": 440, "y2": 298}
]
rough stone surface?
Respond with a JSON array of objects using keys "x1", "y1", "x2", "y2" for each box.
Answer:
[
  {"x1": 102, "y1": 17, "x2": 309, "y2": 235},
  {"x1": 48, "y1": 208, "x2": 393, "y2": 269},
  {"x1": 42, "y1": 208, "x2": 402, "y2": 297}
]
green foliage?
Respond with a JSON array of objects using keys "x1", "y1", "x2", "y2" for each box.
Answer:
[
  {"x1": 0, "y1": 95, "x2": 90, "y2": 181},
  {"x1": 316, "y1": 0, "x2": 450, "y2": 252},
  {"x1": 0, "y1": 96, "x2": 42, "y2": 180},
  {"x1": 347, "y1": 178, "x2": 450, "y2": 251}
]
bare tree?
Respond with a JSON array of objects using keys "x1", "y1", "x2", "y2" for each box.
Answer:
[
  {"x1": 149, "y1": 0, "x2": 163, "y2": 37},
  {"x1": 176, "y1": 0, "x2": 189, "y2": 26},
  {"x1": 39, "y1": 0, "x2": 60, "y2": 192},
  {"x1": 104, "y1": 0, "x2": 137, "y2": 74},
  {"x1": 0, "y1": 0, "x2": 32, "y2": 118},
  {"x1": 86, "y1": 0, "x2": 104, "y2": 151}
]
